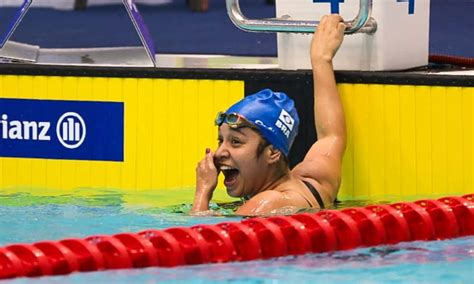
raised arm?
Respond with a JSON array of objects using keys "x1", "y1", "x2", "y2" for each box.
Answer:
[{"x1": 292, "y1": 15, "x2": 347, "y2": 203}]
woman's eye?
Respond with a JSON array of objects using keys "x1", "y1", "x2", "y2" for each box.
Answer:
[
  {"x1": 217, "y1": 138, "x2": 223, "y2": 146},
  {"x1": 231, "y1": 139, "x2": 241, "y2": 145}
]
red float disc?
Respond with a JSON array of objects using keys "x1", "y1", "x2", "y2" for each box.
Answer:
[
  {"x1": 290, "y1": 213, "x2": 337, "y2": 253},
  {"x1": 5, "y1": 244, "x2": 52, "y2": 277},
  {"x1": 242, "y1": 218, "x2": 287, "y2": 258},
  {"x1": 191, "y1": 225, "x2": 238, "y2": 263},
  {"x1": 341, "y1": 207, "x2": 387, "y2": 246},
  {"x1": 59, "y1": 238, "x2": 105, "y2": 271},
  {"x1": 390, "y1": 202, "x2": 436, "y2": 241},
  {"x1": 165, "y1": 227, "x2": 210, "y2": 265},
  {"x1": 438, "y1": 197, "x2": 474, "y2": 236},
  {"x1": 138, "y1": 230, "x2": 185, "y2": 267},
  {"x1": 216, "y1": 222, "x2": 262, "y2": 261},
  {"x1": 113, "y1": 233, "x2": 159, "y2": 267},
  {"x1": 365, "y1": 204, "x2": 411, "y2": 244},
  {"x1": 85, "y1": 235, "x2": 132, "y2": 269},
  {"x1": 316, "y1": 210, "x2": 362, "y2": 250},
  {"x1": 414, "y1": 199, "x2": 459, "y2": 239},
  {"x1": 0, "y1": 247, "x2": 25, "y2": 279},
  {"x1": 267, "y1": 216, "x2": 312, "y2": 255},
  {"x1": 34, "y1": 241, "x2": 80, "y2": 275}
]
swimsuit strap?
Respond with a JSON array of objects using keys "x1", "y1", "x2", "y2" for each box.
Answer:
[{"x1": 302, "y1": 180, "x2": 325, "y2": 209}]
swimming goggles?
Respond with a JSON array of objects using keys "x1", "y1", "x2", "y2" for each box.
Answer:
[{"x1": 215, "y1": 112, "x2": 257, "y2": 129}]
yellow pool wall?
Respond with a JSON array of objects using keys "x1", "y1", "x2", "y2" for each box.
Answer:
[{"x1": 0, "y1": 74, "x2": 472, "y2": 203}]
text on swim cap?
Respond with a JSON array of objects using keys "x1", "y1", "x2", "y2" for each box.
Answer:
[{"x1": 275, "y1": 109, "x2": 294, "y2": 138}]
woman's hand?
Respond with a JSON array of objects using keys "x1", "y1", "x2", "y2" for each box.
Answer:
[
  {"x1": 191, "y1": 148, "x2": 219, "y2": 212},
  {"x1": 310, "y1": 14, "x2": 346, "y2": 67}
]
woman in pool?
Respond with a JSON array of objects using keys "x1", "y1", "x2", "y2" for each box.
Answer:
[{"x1": 192, "y1": 14, "x2": 346, "y2": 215}]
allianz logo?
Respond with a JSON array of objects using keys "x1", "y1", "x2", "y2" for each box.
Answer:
[{"x1": 0, "y1": 112, "x2": 86, "y2": 149}]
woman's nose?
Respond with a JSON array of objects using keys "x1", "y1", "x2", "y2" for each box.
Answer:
[{"x1": 214, "y1": 143, "x2": 229, "y2": 160}]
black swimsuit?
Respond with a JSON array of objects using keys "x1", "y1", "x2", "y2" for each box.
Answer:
[{"x1": 302, "y1": 180, "x2": 325, "y2": 209}]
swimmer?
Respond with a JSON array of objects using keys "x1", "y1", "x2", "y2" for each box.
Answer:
[{"x1": 191, "y1": 14, "x2": 346, "y2": 215}]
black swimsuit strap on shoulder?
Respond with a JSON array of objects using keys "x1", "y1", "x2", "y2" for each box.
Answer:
[{"x1": 302, "y1": 180, "x2": 325, "y2": 209}]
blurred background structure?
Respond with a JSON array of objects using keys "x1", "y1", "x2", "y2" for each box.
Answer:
[{"x1": 0, "y1": 0, "x2": 472, "y2": 60}]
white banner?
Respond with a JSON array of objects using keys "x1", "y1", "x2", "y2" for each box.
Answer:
[{"x1": 276, "y1": 0, "x2": 430, "y2": 70}]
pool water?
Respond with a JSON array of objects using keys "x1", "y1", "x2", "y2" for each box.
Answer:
[{"x1": 0, "y1": 193, "x2": 472, "y2": 283}]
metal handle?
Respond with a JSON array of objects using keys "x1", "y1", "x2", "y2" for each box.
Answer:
[{"x1": 226, "y1": 0, "x2": 377, "y2": 34}]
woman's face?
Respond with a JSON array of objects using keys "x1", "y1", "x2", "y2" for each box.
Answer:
[{"x1": 214, "y1": 124, "x2": 270, "y2": 198}]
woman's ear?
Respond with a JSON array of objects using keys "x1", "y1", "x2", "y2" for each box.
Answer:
[{"x1": 267, "y1": 146, "x2": 282, "y2": 164}]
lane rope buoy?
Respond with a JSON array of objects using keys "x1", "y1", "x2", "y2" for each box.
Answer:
[{"x1": 0, "y1": 194, "x2": 473, "y2": 279}]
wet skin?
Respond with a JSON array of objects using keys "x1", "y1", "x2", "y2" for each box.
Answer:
[{"x1": 192, "y1": 14, "x2": 347, "y2": 215}]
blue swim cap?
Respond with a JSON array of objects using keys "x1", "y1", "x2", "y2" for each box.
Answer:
[{"x1": 225, "y1": 89, "x2": 299, "y2": 156}]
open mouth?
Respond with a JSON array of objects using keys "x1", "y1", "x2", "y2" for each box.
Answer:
[{"x1": 220, "y1": 165, "x2": 239, "y2": 186}]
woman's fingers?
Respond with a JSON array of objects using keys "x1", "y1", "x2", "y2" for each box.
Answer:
[
  {"x1": 196, "y1": 148, "x2": 218, "y2": 175},
  {"x1": 319, "y1": 14, "x2": 344, "y2": 30}
]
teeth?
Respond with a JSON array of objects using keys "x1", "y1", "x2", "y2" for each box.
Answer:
[{"x1": 220, "y1": 165, "x2": 236, "y2": 170}]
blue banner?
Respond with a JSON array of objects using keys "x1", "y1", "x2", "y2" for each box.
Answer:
[{"x1": 0, "y1": 98, "x2": 124, "y2": 161}]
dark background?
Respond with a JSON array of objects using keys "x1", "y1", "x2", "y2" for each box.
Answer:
[{"x1": 0, "y1": 0, "x2": 472, "y2": 58}]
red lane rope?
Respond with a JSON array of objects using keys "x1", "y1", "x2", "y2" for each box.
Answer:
[{"x1": 1, "y1": 194, "x2": 473, "y2": 279}]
